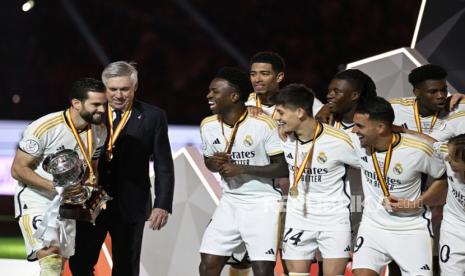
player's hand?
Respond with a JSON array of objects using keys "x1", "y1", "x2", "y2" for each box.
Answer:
[
  {"x1": 148, "y1": 208, "x2": 169, "y2": 230},
  {"x1": 247, "y1": 106, "x2": 263, "y2": 117},
  {"x1": 218, "y1": 163, "x2": 243, "y2": 177},
  {"x1": 211, "y1": 152, "x2": 231, "y2": 168},
  {"x1": 315, "y1": 104, "x2": 331, "y2": 124},
  {"x1": 384, "y1": 195, "x2": 422, "y2": 213},
  {"x1": 446, "y1": 93, "x2": 465, "y2": 111}
]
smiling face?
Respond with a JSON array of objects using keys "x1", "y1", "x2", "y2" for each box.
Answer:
[
  {"x1": 105, "y1": 76, "x2": 136, "y2": 111},
  {"x1": 326, "y1": 78, "x2": 359, "y2": 115},
  {"x1": 206, "y1": 78, "x2": 238, "y2": 115},
  {"x1": 274, "y1": 104, "x2": 304, "y2": 133},
  {"x1": 414, "y1": 79, "x2": 448, "y2": 113},
  {"x1": 352, "y1": 113, "x2": 381, "y2": 148},
  {"x1": 250, "y1": 62, "x2": 283, "y2": 96}
]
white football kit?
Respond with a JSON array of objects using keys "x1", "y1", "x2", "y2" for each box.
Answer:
[
  {"x1": 431, "y1": 111, "x2": 465, "y2": 141},
  {"x1": 15, "y1": 111, "x2": 106, "y2": 260},
  {"x1": 246, "y1": 92, "x2": 324, "y2": 119},
  {"x1": 434, "y1": 142, "x2": 465, "y2": 275},
  {"x1": 333, "y1": 121, "x2": 363, "y2": 245},
  {"x1": 281, "y1": 123, "x2": 359, "y2": 260},
  {"x1": 352, "y1": 133, "x2": 446, "y2": 275},
  {"x1": 199, "y1": 113, "x2": 283, "y2": 261}
]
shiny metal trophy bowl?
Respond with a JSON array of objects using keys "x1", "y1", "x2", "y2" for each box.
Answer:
[{"x1": 42, "y1": 149, "x2": 111, "y2": 224}]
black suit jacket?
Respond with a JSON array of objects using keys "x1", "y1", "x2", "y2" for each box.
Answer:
[{"x1": 99, "y1": 100, "x2": 175, "y2": 223}]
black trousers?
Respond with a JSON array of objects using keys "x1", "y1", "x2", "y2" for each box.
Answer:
[{"x1": 69, "y1": 201, "x2": 145, "y2": 276}]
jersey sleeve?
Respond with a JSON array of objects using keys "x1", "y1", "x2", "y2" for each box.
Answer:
[
  {"x1": 18, "y1": 122, "x2": 46, "y2": 158},
  {"x1": 312, "y1": 97, "x2": 324, "y2": 115},
  {"x1": 245, "y1": 92, "x2": 257, "y2": 107},
  {"x1": 418, "y1": 143, "x2": 446, "y2": 179},
  {"x1": 340, "y1": 138, "x2": 360, "y2": 169},
  {"x1": 200, "y1": 125, "x2": 215, "y2": 157},
  {"x1": 264, "y1": 123, "x2": 284, "y2": 157}
]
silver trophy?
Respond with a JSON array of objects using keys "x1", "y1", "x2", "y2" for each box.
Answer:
[{"x1": 42, "y1": 149, "x2": 111, "y2": 224}]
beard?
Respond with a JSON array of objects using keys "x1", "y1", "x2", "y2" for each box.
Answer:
[{"x1": 80, "y1": 110, "x2": 103, "y2": 124}]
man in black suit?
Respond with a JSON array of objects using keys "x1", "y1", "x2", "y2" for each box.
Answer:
[{"x1": 69, "y1": 61, "x2": 175, "y2": 276}]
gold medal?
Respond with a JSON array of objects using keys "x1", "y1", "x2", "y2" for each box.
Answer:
[
  {"x1": 106, "y1": 151, "x2": 113, "y2": 162},
  {"x1": 289, "y1": 186, "x2": 299, "y2": 198}
]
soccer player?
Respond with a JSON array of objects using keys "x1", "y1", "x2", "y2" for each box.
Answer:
[
  {"x1": 199, "y1": 67, "x2": 288, "y2": 276},
  {"x1": 326, "y1": 69, "x2": 377, "y2": 262},
  {"x1": 391, "y1": 64, "x2": 465, "y2": 135},
  {"x1": 246, "y1": 51, "x2": 324, "y2": 118},
  {"x1": 390, "y1": 64, "x2": 465, "y2": 274},
  {"x1": 351, "y1": 96, "x2": 446, "y2": 276},
  {"x1": 11, "y1": 78, "x2": 107, "y2": 276},
  {"x1": 434, "y1": 134, "x2": 465, "y2": 275},
  {"x1": 273, "y1": 83, "x2": 359, "y2": 276}
]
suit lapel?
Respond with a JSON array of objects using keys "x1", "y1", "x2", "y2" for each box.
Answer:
[{"x1": 124, "y1": 101, "x2": 144, "y2": 135}]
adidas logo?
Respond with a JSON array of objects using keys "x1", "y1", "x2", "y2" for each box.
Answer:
[
  {"x1": 401, "y1": 123, "x2": 408, "y2": 129},
  {"x1": 420, "y1": 264, "x2": 430, "y2": 271},
  {"x1": 23, "y1": 204, "x2": 28, "y2": 209},
  {"x1": 56, "y1": 145, "x2": 65, "y2": 151},
  {"x1": 343, "y1": 246, "x2": 351, "y2": 252},
  {"x1": 265, "y1": 248, "x2": 275, "y2": 255},
  {"x1": 286, "y1": 153, "x2": 293, "y2": 159},
  {"x1": 361, "y1": 156, "x2": 368, "y2": 162},
  {"x1": 213, "y1": 138, "x2": 221, "y2": 145}
]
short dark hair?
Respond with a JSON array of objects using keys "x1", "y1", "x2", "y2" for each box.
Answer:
[
  {"x1": 69, "y1": 78, "x2": 106, "y2": 102},
  {"x1": 250, "y1": 51, "x2": 285, "y2": 73},
  {"x1": 215, "y1": 67, "x2": 252, "y2": 102},
  {"x1": 355, "y1": 96, "x2": 394, "y2": 124},
  {"x1": 449, "y1": 133, "x2": 465, "y2": 164},
  {"x1": 334, "y1": 69, "x2": 377, "y2": 104},
  {"x1": 273, "y1": 83, "x2": 315, "y2": 116},
  {"x1": 408, "y1": 64, "x2": 447, "y2": 88}
]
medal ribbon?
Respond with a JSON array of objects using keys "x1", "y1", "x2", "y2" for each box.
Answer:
[
  {"x1": 290, "y1": 122, "x2": 322, "y2": 193},
  {"x1": 221, "y1": 111, "x2": 248, "y2": 154},
  {"x1": 65, "y1": 109, "x2": 95, "y2": 184},
  {"x1": 414, "y1": 99, "x2": 438, "y2": 133},
  {"x1": 371, "y1": 134, "x2": 397, "y2": 197},
  {"x1": 106, "y1": 102, "x2": 132, "y2": 158},
  {"x1": 256, "y1": 94, "x2": 277, "y2": 119}
]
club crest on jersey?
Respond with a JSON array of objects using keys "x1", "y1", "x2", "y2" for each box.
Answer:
[
  {"x1": 243, "y1": 135, "x2": 253, "y2": 147},
  {"x1": 317, "y1": 151, "x2": 327, "y2": 164},
  {"x1": 393, "y1": 163, "x2": 403, "y2": 175}
]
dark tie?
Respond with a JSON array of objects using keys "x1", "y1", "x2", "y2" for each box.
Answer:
[{"x1": 113, "y1": 110, "x2": 122, "y2": 130}]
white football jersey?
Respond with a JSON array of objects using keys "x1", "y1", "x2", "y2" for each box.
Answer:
[
  {"x1": 434, "y1": 142, "x2": 465, "y2": 231},
  {"x1": 200, "y1": 113, "x2": 283, "y2": 201},
  {"x1": 391, "y1": 97, "x2": 465, "y2": 135},
  {"x1": 353, "y1": 133, "x2": 446, "y2": 232},
  {"x1": 430, "y1": 111, "x2": 465, "y2": 141},
  {"x1": 14, "y1": 111, "x2": 107, "y2": 218},
  {"x1": 246, "y1": 92, "x2": 324, "y2": 119},
  {"x1": 283, "y1": 124, "x2": 359, "y2": 231}
]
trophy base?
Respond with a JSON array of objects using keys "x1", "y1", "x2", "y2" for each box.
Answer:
[{"x1": 59, "y1": 188, "x2": 112, "y2": 224}]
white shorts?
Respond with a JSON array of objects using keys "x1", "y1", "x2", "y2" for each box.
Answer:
[
  {"x1": 352, "y1": 224, "x2": 433, "y2": 275},
  {"x1": 281, "y1": 228, "x2": 351, "y2": 260},
  {"x1": 439, "y1": 223, "x2": 465, "y2": 275},
  {"x1": 200, "y1": 196, "x2": 281, "y2": 261},
  {"x1": 18, "y1": 201, "x2": 75, "y2": 261}
]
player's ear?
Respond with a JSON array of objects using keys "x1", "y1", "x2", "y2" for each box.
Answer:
[
  {"x1": 231, "y1": 91, "x2": 240, "y2": 103},
  {"x1": 71, "y1": 98, "x2": 82, "y2": 110},
  {"x1": 276, "y1": 72, "x2": 285, "y2": 84},
  {"x1": 352, "y1": 90, "x2": 361, "y2": 102},
  {"x1": 297, "y1": 107, "x2": 306, "y2": 121}
]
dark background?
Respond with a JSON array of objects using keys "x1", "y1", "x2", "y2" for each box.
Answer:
[{"x1": 1, "y1": 0, "x2": 421, "y2": 125}]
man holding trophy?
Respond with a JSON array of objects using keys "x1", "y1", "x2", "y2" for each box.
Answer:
[{"x1": 11, "y1": 78, "x2": 108, "y2": 276}]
